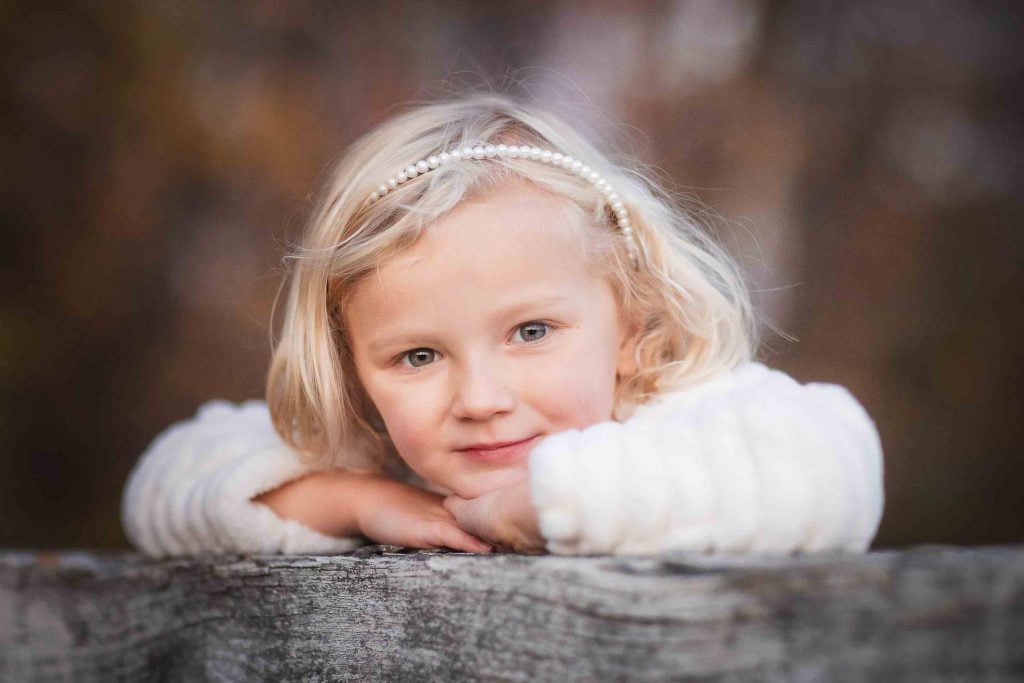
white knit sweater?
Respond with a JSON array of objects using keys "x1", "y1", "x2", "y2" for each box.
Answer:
[{"x1": 121, "y1": 362, "x2": 884, "y2": 557}]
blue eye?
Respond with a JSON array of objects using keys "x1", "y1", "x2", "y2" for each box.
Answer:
[
  {"x1": 401, "y1": 348, "x2": 436, "y2": 368},
  {"x1": 513, "y1": 322, "x2": 549, "y2": 343}
]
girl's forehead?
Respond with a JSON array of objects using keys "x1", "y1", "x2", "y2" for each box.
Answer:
[
  {"x1": 385, "y1": 186, "x2": 586, "y2": 269},
  {"x1": 346, "y1": 189, "x2": 605, "y2": 315}
]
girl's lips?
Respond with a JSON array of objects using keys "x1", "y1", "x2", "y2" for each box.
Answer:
[{"x1": 457, "y1": 435, "x2": 541, "y2": 463}]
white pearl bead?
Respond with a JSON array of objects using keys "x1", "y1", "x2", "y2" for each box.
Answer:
[
  {"x1": 471, "y1": 146, "x2": 482, "y2": 159},
  {"x1": 387, "y1": 178, "x2": 397, "y2": 189},
  {"x1": 571, "y1": 160, "x2": 583, "y2": 172},
  {"x1": 405, "y1": 165, "x2": 418, "y2": 178},
  {"x1": 541, "y1": 150, "x2": 553, "y2": 163},
  {"x1": 416, "y1": 160, "x2": 429, "y2": 174},
  {"x1": 611, "y1": 201, "x2": 624, "y2": 212},
  {"x1": 579, "y1": 165, "x2": 591, "y2": 177},
  {"x1": 450, "y1": 150, "x2": 462, "y2": 161},
  {"x1": 377, "y1": 185, "x2": 388, "y2": 195},
  {"x1": 439, "y1": 152, "x2": 451, "y2": 164},
  {"x1": 607, "y1": 192, "x2": 619, "y2": 203},
  {"x1": 462, "y1": 147, "x2": 474, "y2": 158},
  {"x1": 530, "y1": 147, "x2": 542, "y2": 160},
  {"x1": 588, "y1": 171, "x2": 601, "y2": 183},
  {"x1": 484, "y1": 144, "x2": 497, "y2": 157},
  {"x1": 497, "y1": 144, "x2": 508, "y2": 156},
  {"x1": 552, "y1": 152, "x2": 564, "y2": 164},
  {"x1": 616, "y1": 209, "x2": 629, "y2": 220},
  {"x1": 601, "y1": 185, "x2": 614, "y2": 196},
  {"x1": 508, "y1": 145, "x2": 520, "y2": 158},
  {"x1": 397, "y1": 171, "x2": 408, "y2": 183},
  {"x1": 595, "y1": 180, "x2": 608, "y2": 192},
  {"x1": 428, "y1": 156, "x2": 440, "y2": 169}
]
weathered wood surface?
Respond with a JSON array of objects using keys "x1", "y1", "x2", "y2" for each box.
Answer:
[{"x1": 1, "y1": 545, "x2": 1022, "y2": 682}]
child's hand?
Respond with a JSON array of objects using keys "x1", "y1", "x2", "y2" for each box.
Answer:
[
  {"x1": 442, "y1": 477, "x2": 546, "y2": 554},
  {"x1": 357, "y1": 478, "x2": 495, "y2": 554}
]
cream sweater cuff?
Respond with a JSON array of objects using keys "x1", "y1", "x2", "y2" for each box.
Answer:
[{"x1": 121, "y1": 400, "x2": 365, "y2": 557}]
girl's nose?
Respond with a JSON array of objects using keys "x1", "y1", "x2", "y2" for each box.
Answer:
[{"x1": 450, "y1": 361, "x2": 517, "y2": 421}]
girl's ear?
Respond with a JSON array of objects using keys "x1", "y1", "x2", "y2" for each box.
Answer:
[{"x1": 615, "y1": 318, "x2": 642, "y2": 379}]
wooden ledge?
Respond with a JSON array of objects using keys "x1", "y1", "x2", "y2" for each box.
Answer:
[{"x1": 2, "y1": 545, "x2": 1023, "y2": 680}]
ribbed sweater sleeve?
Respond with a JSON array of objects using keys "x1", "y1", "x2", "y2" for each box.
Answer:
[
  {"x1": 120, "y1": 400, "x2": 367, "y2": 557},
  {"x1": 527, "y1": 362, "x2": 885, "y2": 556}
]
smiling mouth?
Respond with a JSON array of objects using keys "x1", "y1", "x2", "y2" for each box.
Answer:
[{"x1": 457, "y1": 435, "x2": 541, "y2": 463}]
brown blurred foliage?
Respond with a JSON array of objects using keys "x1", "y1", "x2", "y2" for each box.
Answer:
[{"x1": 1, "y1": 0, "x2": 1022, "y2": 549}]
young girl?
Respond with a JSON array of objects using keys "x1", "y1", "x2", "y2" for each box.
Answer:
[{"x1": 121, "y1": 93, "x2": 884, "y2": 557}]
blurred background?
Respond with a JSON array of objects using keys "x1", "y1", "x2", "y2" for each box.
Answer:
[{"x1": 1, "y1": 0, "x2": 1021, "y2": 551}]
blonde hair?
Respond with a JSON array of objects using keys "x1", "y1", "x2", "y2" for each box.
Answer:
[{"x1": 267, "y1": 93, "x2": 757, "y2": 472}]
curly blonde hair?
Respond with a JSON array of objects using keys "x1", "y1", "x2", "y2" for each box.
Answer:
[{"x1": 267, "y1": 93, "x2": 757, "y2": 473}]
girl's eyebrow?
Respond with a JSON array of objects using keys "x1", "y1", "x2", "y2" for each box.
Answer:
[
  {"x1": 491, "y1": 294, "x2": 572, "y2": 320},
  {"x1": 367, "y1": 295, "x2": 572, "y2": 352}
]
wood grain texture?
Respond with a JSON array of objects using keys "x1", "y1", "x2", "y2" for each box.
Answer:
[{"x1": 1, "y1": 545, "x2": 1022, "y2": 681}]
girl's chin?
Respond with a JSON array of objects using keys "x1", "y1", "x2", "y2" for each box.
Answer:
[{"x1": 456, "y1": 465, "x2": 530, "y2": 498}]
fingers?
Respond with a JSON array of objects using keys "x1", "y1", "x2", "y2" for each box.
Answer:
[
  {"x1": 441, "y1": 493, "x2": 502, "y2": 552},
  {"x1": 436, "y1": 521, "x2": 493, "y2": 554},
  {"x1": 442, "y1": 495, "x2": 473, "y2": 533},
  {"x1": 441, "y1": 495, "x2": 463, "y2": 517}
]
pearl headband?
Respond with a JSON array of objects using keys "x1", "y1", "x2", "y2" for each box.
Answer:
[{"x1": 364, "y1": 143, "x2": 640, "y2": 269}]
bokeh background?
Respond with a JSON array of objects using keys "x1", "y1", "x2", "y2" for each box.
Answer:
[{"x1": 2, "y1": 0, "x2": 1022, "y2": 550}]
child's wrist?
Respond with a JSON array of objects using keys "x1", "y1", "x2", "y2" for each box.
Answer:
[{"x1": 349, "y1": 473, "x2": 408, "y2": 537}]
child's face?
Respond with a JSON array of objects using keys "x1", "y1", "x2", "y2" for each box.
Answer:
[{"x1": 346, "y1": 185, "x2": 637, "y2": 498}]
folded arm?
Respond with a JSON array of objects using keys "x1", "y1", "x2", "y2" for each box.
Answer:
[
  {"x1": 527, "y1": 363, "x2": 885, "y2": 556},
  {"x1": 121, "y1": 400, "x2": 492, "y2": 557}
]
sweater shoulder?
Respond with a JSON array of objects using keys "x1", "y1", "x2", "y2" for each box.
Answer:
[{"x1": 138, "y1": 399, "x2": 302, "y2": 469}]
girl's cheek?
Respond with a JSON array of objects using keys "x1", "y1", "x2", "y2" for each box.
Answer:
[
  {"x1": 383, "y1": 419, "x2": 438, "y2": 481},
  {"x1": 531, "y1": 358, "x2": 616, "y2": 429},
  {"x1": 374, "y1": 388, "x2": 436, "y2": 449},
  {"x1": 386, "y1": 402, "x2": 431, "y2": 440}
]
